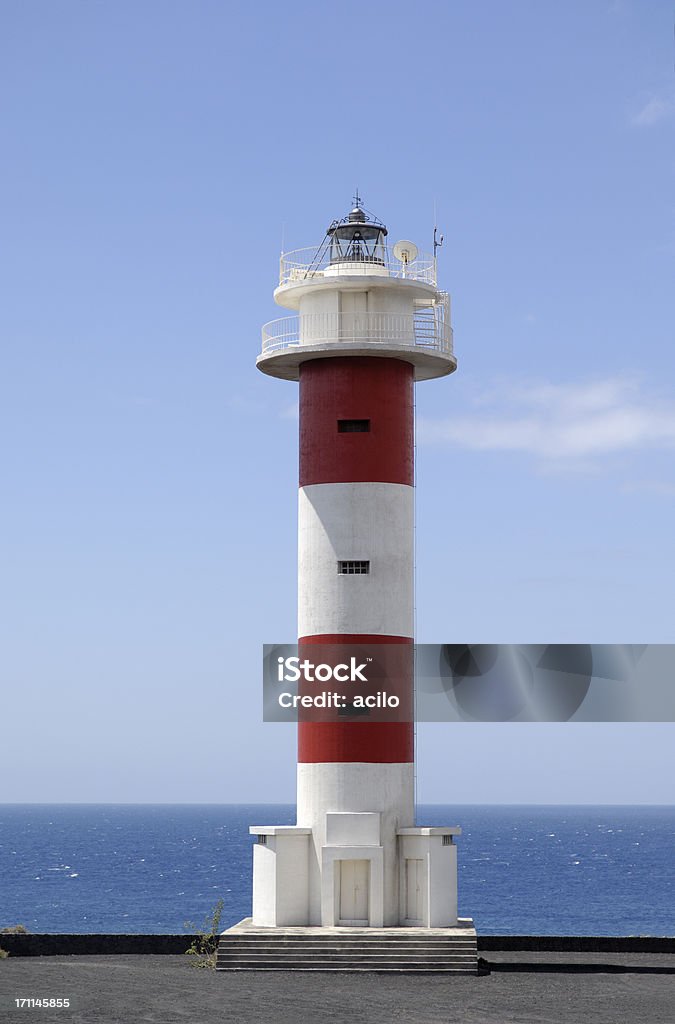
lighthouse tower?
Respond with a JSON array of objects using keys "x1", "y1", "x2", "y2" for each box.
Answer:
[{"x1": 248, "y1": 199, "x2": 464, "y2": 931}]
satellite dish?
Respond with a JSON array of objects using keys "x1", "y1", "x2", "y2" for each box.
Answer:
[{"x1": 393, "y1": 240, "x2": 418, "y2": 264}]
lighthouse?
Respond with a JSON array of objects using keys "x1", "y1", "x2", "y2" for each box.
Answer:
[{"x1": 243, "y1": 198, "x2": 469, "y2": 937}]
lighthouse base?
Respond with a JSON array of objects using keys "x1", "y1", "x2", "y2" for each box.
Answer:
[
  {"x1": 248, "y1": 821, "x2": 462, "y2": 929},
  {"x1": 217, "y1": 920, "x2": 478, "y2": 973}
]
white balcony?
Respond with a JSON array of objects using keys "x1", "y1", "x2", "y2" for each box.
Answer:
[
  {"x1": 278, "y1": 247, "x2": 437, "y2": 288},
  {"x1": 262, "y1": 308, "x2": 452, "y2": 356},
  {"x1": 257, "y1": 304, "x2": 456, "y2": 383}
]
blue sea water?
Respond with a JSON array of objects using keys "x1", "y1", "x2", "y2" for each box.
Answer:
[{"x1": 0, "y1": 805, "x2": 672, "y2": 936}]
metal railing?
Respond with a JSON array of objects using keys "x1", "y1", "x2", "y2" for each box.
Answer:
[
  {"x1": 261, "y1": 304, "x2": 453, "y2": 359},
  {"x1": 278, "y1": 247, "x2": 437, "y2": 287}
]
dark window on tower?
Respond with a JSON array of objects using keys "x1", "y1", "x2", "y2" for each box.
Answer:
[
  {"x1": 337, "y1": 560, "x2": 370, "y2": 575},
  {"x1": 338, "y1": 419, "x2": 370, "y2": 433}
]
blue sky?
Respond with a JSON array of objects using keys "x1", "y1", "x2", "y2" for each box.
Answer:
[{"x1": 1, "y1": 0, "x2": 673, "y2": 803}]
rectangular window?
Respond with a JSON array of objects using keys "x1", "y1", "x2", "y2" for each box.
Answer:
[
  {"x1": 442, "y1": 835, "x2": 452, "y2": 846},
  {"x1": 338, "y1": 419, "x2": 370, "y2": 433},
  {"x1": 337, "y1": 560, "x2": 370, "y2": 575},
  {"x1": 257, "y1": 835, "x2": 268, "y2": 845}
]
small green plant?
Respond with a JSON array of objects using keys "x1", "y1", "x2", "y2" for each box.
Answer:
[
  {"x1": 184, "y1": 899, "x2": 224, "y2": 969},
  {"x1": 0, "y1": 948, "x2": 8, "y2": 959}
]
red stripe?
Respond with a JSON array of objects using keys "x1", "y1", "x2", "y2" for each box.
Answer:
[
  {"x1": 298, "y1": 722, "x2": 413, "y2": 764},
  {"x1": 299, "y1": 357, "x2": 414, "y2": 486},
  {"x1": 297, "y1": 635, "x2": 413, "y2": 763}
]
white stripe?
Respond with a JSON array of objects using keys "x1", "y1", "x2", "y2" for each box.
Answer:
[
  {"x1": 298, "y1": 482, "x2": 413, "y2": 638},
  {"x1": 297, "y1": 761, "x2": 414, "y2": 926}
]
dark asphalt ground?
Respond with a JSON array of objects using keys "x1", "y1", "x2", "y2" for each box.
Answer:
[{"x1": 1, "y1": 952, "x2": 674, "y2": 1024}]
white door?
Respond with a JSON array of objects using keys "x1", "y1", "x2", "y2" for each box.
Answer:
[
  {"x1": 339, "y1": 859, "x2": 369, "y2": 925},
  {"x1": 405, "y1": 858, "x2": 424, "y2": 924}
]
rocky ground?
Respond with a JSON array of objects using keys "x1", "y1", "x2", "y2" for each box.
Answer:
[{"x1": 1, "y1": 951, "x2": 674, "y2": 1023}]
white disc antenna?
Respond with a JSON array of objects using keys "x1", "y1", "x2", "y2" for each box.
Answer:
[{"x1": 392, "y1": 240, "x2": 418, "y2": 264}]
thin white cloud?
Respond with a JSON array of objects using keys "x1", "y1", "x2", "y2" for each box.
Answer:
[
  {"x1": 621, "y1": 479, "x2": 675, "y2": 497},
  {"x1": 630, "y1": 93, "x2": 675, "y2": 127},
  {"x1": 280, "y1": 401, "x2": 299, "y2": 420},
  {"x1": 419, "y1": 376, "x2": 675, "y2": 461},
  {"x1": 226, "y1": 394, "x2": 265, "y2": 414}
]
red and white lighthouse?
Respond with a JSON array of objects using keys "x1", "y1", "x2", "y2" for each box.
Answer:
[{"x1": 249, "y1": 200, "x2": 463, "y2": 930}]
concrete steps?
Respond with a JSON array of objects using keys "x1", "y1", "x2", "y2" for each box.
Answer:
[{"x1": 217, "y1": 921, "x2": 478, "y2": 973}]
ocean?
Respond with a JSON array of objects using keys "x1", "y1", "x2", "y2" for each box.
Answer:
[{"x1": 0, "y1": 805, "x2": 672, "y2": 936}]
